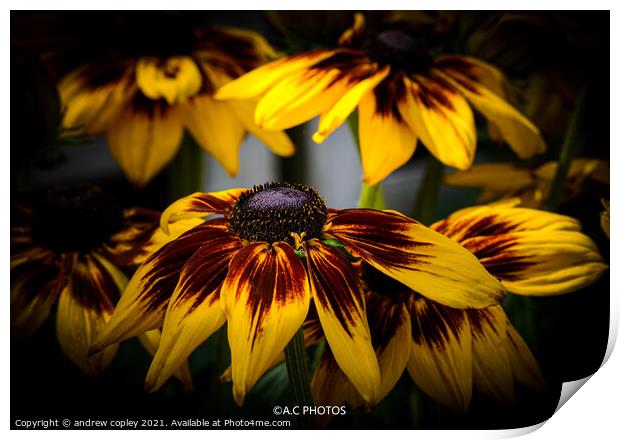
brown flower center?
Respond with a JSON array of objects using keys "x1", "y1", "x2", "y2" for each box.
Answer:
[
  {"x1": 228, "y1": 182, "x2": 328, "y2": 245},
  {"x1": 31, "y1": 183, "x2": 123, "y2": 252},
  {"x1": 362, "y1": 29, "x2": 433, "y2": 73}
]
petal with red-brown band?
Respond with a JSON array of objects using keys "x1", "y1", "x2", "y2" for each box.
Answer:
[
  {"x1": 467, "y1": 306, "x2": 514, "y2": 404},
  {"x1": 407, "y1": 295, "x2": 473, "y2": 413},
  {"x1": 311, "y1": 345, "x2": 362, "y2": 409},
  {"x1": 435, "y1": 56, "x2": 546, "y2": 159},
  {"x1": 399, "y1": 75, "x2": 476, "y2": 171},
  {"x1": 160, "y1": 188, "x2": 245, "y2": 233},
  {"x1": 107, "y1": 95, "x2": 184, "y2": 188},
  {"x1": 305, "y1": 239, "x2": 381, "y2": 405},
  {"x1": 56, "y1": 253, "x2": 121, "y2": 375},
  {"x1": 91, "y1": 220, "x2": 231, "y2": 353},
  {"x1": 145, "y1": 235, "x2": 244, "y2": 392},
  {"x1": 430, "y1": 203, "x2": 580, "y2": 243},
  {"x1": 505, "y1": 320, "x2": 547, "y2": 391},
  {"x1": 221, "y1": 242, "x2": 310, "y2": 406},
  {"x1": 366, "y1": 293, "x2": 412, "y2": 403},
  {"x1": 359, "y1": 76, "x2": 418, "y2": 185},
  {"x1": 11, "y1": 259, "x2": 64, "y2": 338},
  {"x1": 326, "y1": 209, "x2": 505, "y2": 308}
]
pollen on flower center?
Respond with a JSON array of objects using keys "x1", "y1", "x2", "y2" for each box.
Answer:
[
  {"x1": 31, "y1": 183, "x2": 124, "y2": 252},
  {"x1": 362, "y1": 29, "x2": 433, "y2": 74},
  {"x1": 228, "y1": 182, "x2": 328, "y2": 245}
]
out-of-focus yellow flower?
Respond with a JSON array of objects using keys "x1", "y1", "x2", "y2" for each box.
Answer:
[
  {"x1": 58, "y1": 26, "x2": 294, "y2": 187},
  {"x1": 90, "y1": 182, "x2": 506, "y2": 406},
  {"x1": 11, "y1": 183, "x2": 197, "y2": 384},
  {"x1": 601, "y1": 198, "x2": 610, "y2": 238},
  {"x1": 216, "y1": 13, "x2": 545, "y2": 185},
  {"x1": 445, "y1": 158, "x2": 609, "y2": 208}
]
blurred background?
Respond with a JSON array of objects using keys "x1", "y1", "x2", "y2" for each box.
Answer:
[{"x1": 11, "y1": 10, "x2": 609, "y2": 429}]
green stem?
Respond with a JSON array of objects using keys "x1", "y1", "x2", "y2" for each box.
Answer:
[
  {"x1": 168, "y1": 134, "x2": 204, "y2": 202},
  {"x1": 412, "y1": 155, "x2": 444, "y2": 225},
  {"x1": 347, "y1": 111, "x2": 386, "y2": 209},
  {"x1": 545, "y1": 89, "x2": 586, "y2": 211},
  {"x1": 280, "y1": 124, "x2": 308, "y2": 185},
  {"x1": 284, "y1": 327, "x2": 315, "y2": 429}
]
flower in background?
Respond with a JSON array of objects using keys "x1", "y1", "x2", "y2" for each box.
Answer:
[
  {"x1": 600, "y1": 198, "x2": 610, "y2": 238},
  {"x1": 444, "y1": 158, "x2": 609, "y2": 208},
  {"x1": 11, "y1": 183, "x2": 197, "y2": 380},
  {"x1": 216, "y1": 13, "x2": 545, "y2": 185},
  {"x1": 57, "y1": 18, "x2": 294, "y2": 187},
  {"x1": 90, "y1": 182, "x2": 505, "y2": 406},
  {"x1": 311, "y1": 199, "x2": 607, "y2": 412}
]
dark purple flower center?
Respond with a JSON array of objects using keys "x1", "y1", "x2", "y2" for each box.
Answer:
[
  {"x1": 362, "y1": 29, "x2": 433, "y2": 73},
  {"x1": 31, "y1": 183, "x2": 123, "y2": 252},
  {"x1": 228, "y1": 182, "x2": 327, "y2": 244}
]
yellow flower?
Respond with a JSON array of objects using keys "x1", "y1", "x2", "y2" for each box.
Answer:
[
  {"x1": 309, "y1": 199, "x2": 607, "y2": 413},
  {"x1": 444, "y1": 158, "x2": 610, "y2": 208},
  {"x1": 215, "y1": 13, "x2": 545, "y2": 185},
  {"x1": 11, "y1": 183, "x2": 196, "y2": 381},
  {"x1": 59, "y1": 26, "x2": 294, "y2": 187},
  {"x1": 90, "y1": 182, "x2": 505, "y2": 406},
  {"x1": 601, "y1": 198, "x2": 610, "y2": 238}
]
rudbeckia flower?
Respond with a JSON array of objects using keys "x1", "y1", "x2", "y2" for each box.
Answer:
[
  {"x1": 11, "y1": 183, "x2": 198, "y2": 378},
  {"x1": 444, "y1": 158, "x2": 610, "y2": 208},
  {"x1": 58, "y1": 24, "x2": 294, "y2": 187},
  {"x1": 215, "y1": 13, "x2": 545, "y2": 185},
  {"x1": 600, "y1": 198, "x2": 610, "y2": 238},
  {"x1": 90, "y1": 182, "x2": 505, "y2": 406},
  {"x1": 310, "y1": 199, "x2": 607, "y2": 413}
]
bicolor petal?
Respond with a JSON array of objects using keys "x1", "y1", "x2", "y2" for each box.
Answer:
[
  {"x1": 160, "y1": 189, "x2": 244, "y2": 233},
  {"x1": 305, "y1": 239, "x2": 381, "y2": 405},
  {"x1": 358, "y1": 81, "x2": 417, "y2": 185},
  {"x1": 107, "y1": 98, "x2": 184, "y2": 187},
  {"x1": 91, "y1": 220, "x2": 229, "y2": 353},
  {"x1": 326, "y1": 209, "x2": 505, "y2": 308},
  {"x1": 399, "y1": 75, "x2": 476, "y2": 170},
  {"x1": 407, "y1": 295, "x2": 473, "y2": 413},
  {"x1": 221, "y1": 242, "x2": 310, "y2": 406},
  {"x1": 145, "y1": 234, "x2": 242, "y2": 392},
  {"x1": 56, "y1": 254, "x2": 120, "y2": 375}
]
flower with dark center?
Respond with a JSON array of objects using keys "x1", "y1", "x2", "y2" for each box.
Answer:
[
  {"x1": 306, "y1": 200, "x2": 607, "y2": 414},
  {"x1": 54, "y1": 15, "x2": 294, "y2": 187},
  {"x1": 11, "y1": 183, "x2": 199, "y2": 379},
  {"x1": 216, "y1": 13, "x2": 547, "y2": 185},
  {"x1": 90, "y1": 183, "x2": 507, "y2": 406}
]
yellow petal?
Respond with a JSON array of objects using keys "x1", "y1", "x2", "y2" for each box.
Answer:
[
  {"x1": 432, "y1": 204, "x2": 608, "y2": 295},
  {"x1": 365, "y1": 293, "x2": 412, "y2": 402},
  {"x1": 59, "y1": 64, "x2": 131, "y2": 135},
  {"x1": 358, "y1": 83, "x2": 417, "y2": 185},
  {"x1": 136, "y1": 56, "x2": 202, "y2": 105},
  {"x1": 56, "y1": 254, "x2": 120, "y2": 375},
  {"x1": 338, "y1": 12, "x2": 366, "y2": 47},
  {"x1": 468, "y1": 306, "x2": 514, "y2": 404},
  {"x1": 313, "y1": 66, "x2": 390, "y2": 144},
  {"x1": 131, "y1": 218, "x2": 206, "y2": 265},
  {"x1": 178, "y1": 96, "x2": 245, "y2": 175},
  {"x1": 221, "y1": 242, "x2": 310, "y2": 406},
  {"x1": 305, "y1": 239, "x2": 381, "y2": 405},
  {"x1": 91, "y1": 220, "x2": 230, "y2": 353},
  {"x1": 407, "y1": 295, "x2": 472, "y2": 413},
  {"x1": 145, "y1": 234, "x2": 241, "y2": 392},
  {"x1": 138, "y1": 329, "x2": 193, "y2": 393},
  {"x1": 107, "y1": 101, "x2": 184, "y2": 187},
  {"x1": 311, "y1": 346, "x2": 362, "y2": 407},
  {"x1": 436, "y1": 57, "x2": 546, "y2": 159},
  {"x1": 399, "y1": 75, "x2": 476, "y2": 170},
  {"x1": 228, "y1": 100, "x2": 295, "y2": 157},
  {"x1": 505, "y1": 320, "x2": 546, "y2": 391},
  {"x1": 444, "y1": 163, "x2": 535, "y2": 204},
  {"x1": 214, "y1": 50, "x2": 337, "y2": 101},
  {"x1": 160, "y1": 188, "x2": 244, "y2": 233},
  {"x1": 326, "y1": 209, "x2": 505, "y2": 308},
  {"x1": 11, "y1": 260, "x2": 63, "y2": 338}
]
